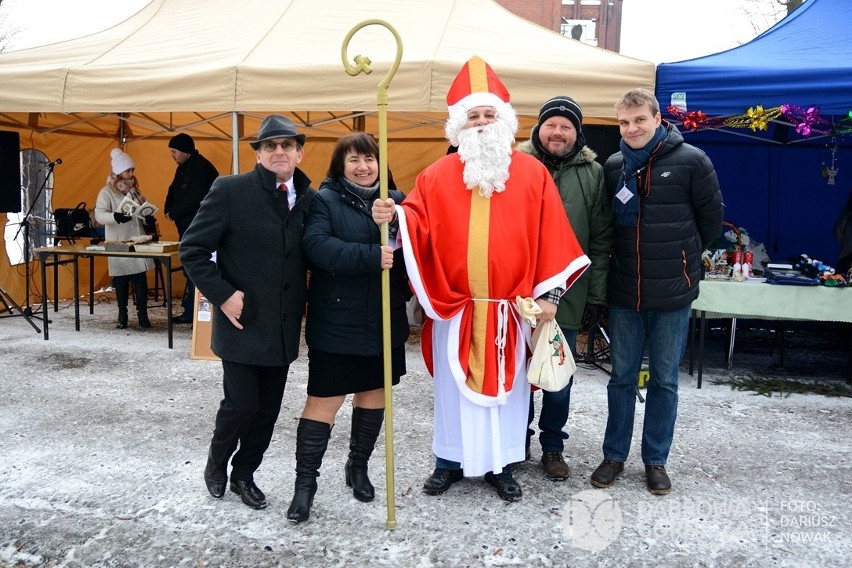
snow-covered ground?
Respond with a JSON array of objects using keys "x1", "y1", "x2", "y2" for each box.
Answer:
[{"x1": 0, "y1": 297, "x2": 849, "y2": 567}]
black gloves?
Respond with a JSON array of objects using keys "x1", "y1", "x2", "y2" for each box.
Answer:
[
  {"x1": 143, "y1": 215, "x2": 157, "y2": 230},
  {"x1": 113, "y1": 212, "x2": 133, "y2": 224},
  {"x1": 580, "y1": 304, "x2": 605, "y2": 332}
]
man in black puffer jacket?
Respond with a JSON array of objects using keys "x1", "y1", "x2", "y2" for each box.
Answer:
[{"x1": 590, "y1": 88, "x2": 723, "y2": 496}]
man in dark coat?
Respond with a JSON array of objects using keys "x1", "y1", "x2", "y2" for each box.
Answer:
[
  {"x1": 164, "y1": 133, "x2": 220, "y2": 323},
  {"x1": 517, "y1": 96, "x2": 613, "y2": 481},
  {"x1": 180, "y1": 115, "x2": 316, "y2": 510},
  {"x1": 590, "y1": 88, "x2": 723, "y2": 496}
]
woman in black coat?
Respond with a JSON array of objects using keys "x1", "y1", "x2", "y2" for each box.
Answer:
[{"x1": 287, "y1": 133, "x2": 409, "y2": 523}]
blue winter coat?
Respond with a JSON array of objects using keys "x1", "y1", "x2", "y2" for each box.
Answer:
[{"x1": 303, "y1": 177, "x2": 410, "y2": 355}]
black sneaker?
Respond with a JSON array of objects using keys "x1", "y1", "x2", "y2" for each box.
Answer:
[
  {"x1": 645, "y1": 465, "x2": 671, "y2": 495},
  {"x1": 590, "y1": 459, "x2": 624, "y2": 488}
]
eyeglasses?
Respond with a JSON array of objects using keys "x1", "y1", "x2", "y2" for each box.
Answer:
[{"x1": 260, "y1": 139, "x2": 299, "y2": 152}]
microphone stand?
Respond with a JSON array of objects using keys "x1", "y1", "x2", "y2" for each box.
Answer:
[
  {"x1": 0, "y1": 286, "x2": 40, "y2": 332},
  {"x1": 6, "y1": 162, "x2": 58, "y2": 330}
]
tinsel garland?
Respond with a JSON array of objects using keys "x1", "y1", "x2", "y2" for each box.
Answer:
[{"x1": 666, "y1": 105, "x2": 852, "y2": 137}]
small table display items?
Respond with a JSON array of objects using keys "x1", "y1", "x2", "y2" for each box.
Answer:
[{"x1": 702, "y1": 223, "x2": 847, "y2": 287}]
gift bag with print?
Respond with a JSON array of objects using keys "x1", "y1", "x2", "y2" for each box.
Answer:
[{"x1": 527, "y1": 318, "x2": 575, "y2": 392}]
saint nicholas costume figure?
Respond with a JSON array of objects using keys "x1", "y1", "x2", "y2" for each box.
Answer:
[{"x1": 378, "y1": 56, "x2": 590, "y2": 501}]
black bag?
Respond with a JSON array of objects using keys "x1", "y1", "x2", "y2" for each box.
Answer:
[{"x1": 53, "y1": 201, "x2": 92, "y2": 242}]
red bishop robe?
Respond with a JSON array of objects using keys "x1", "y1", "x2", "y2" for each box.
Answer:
[{"x1": 398, "y1": 150, "x2": 590, "y2": 407}]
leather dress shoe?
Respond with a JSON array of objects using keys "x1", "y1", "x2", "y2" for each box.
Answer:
[
  {"x1": 645, "y1": 465, "x2": 672, "y2": 495},
  {"x1": 423, "y1": 468, "x2": 464, "y2": 495},
  {"x1": 230, "y1": 479, "x2": 267, "y2": 509},
  {"x1": 484, "y1": 470, "x2": 522, "y2": 502},
  {"x1": 590, "y1": 459, "x2": 624, "y2": 488},
  {"x1": 204, "y1": 452, "x2": 227, "y2": 499}
]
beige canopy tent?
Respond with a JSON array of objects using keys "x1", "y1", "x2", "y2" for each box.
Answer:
[{"x1": 0, "y1": 0, "x2": 654, "y2": 305}]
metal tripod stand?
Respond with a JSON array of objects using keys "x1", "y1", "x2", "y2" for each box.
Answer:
[
  {"x1": 582, "y1": 320, "x2": 611, "y2": 375},
  {"x1": 0, "y1": 285, "x2": 40, "y2": 331},
  {"x1": 4, "y1": 159, "x2": 56, "y2": 333}
]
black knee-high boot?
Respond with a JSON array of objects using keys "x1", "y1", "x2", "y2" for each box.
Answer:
[
  {"x1": 345, "y1": 407, "x2": 384, "y2": 502},
  {"x1": 287, "y1": 418, "x2": 332, "y2": 523},
  {"x1": 133, "y1": 274, "x2": 151, "y2": 328},
  {"x1": 114, "y1": 276, "x2": 129, "y2": 329}
]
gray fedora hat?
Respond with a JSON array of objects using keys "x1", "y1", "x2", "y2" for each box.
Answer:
[{"x1": 249, "y1": 114, "x2": 307, "y2": 149}]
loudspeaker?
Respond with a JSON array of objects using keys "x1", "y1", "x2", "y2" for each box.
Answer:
[{"x1": 0, "y1": 131, "x2": 21, "y2": 213}]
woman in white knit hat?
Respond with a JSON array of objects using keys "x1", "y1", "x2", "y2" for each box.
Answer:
[{"x1": 94, "y1": 148, "x2": 156, "y2": 329}]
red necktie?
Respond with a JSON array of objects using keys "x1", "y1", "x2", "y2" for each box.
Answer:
[{"x1": 278, "y1": 184, "x2": 289, "y2": 211}]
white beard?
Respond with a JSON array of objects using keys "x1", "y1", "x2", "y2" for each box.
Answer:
[{"x1": 455, "y1": 121, "x2": 515, "y2": 198}]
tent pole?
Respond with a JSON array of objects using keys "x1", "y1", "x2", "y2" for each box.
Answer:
[
  {"x1": 231, "y1": 112, "x2": 240, "y2": 175},
  {"x1": 342, "y1": 20, "x2": 403, "y2": 531}
]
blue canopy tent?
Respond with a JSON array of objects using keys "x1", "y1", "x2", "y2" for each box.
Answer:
[{"x1": 654, "y1": 0, "x2": 852, "y2": 266}]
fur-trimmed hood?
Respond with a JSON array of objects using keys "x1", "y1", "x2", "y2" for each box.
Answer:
[{"x1": 516, "y1": 138, "x2": 598, "y2": 167}]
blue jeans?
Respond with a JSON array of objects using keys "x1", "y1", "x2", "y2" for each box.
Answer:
[
  {"x1": 527, "y1": 328, "x2": 577, "y2": 453},
  {"x1": 602, "y1": 304, "x2": 690, "y2": 466},
  {"x1": 435, "y1": 457, "x2": 461, "y2": 471}
]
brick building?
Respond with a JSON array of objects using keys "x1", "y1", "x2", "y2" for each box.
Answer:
[{"x1": 495, "y1": 0, "x2": 623, "y2": 52}]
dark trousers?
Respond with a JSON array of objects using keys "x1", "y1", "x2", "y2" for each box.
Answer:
[
  {"x1": 209, "y1": 360, "x2": 289, "y2": 481},
  {"x1": 181, "y1": 270, "x2": 196, "y2": 315},
  {"x1": 527, "y1": 327, "x2": 578, "y2": 453},
  {"x1": 113, "y1": 272, "x2": 148, "y2": 310}
]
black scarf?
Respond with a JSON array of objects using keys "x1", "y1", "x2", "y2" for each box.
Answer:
[
  {"x1": 612, "y1": 125, "x2": 668, "y2": 227},
  {"x1": 339, "y1": 176, "x2": 379, "y2": 200},
  {"x1": 336, "y1": 177, "x2": 381, "y2": 214}
]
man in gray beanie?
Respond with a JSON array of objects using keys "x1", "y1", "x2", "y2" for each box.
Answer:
[
  {"x1": 517, "y1": 95, "x2": 613, "y2": 481},
  {"x1": 164, "y1": 133, "x2": 220, "y2": 323}
]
